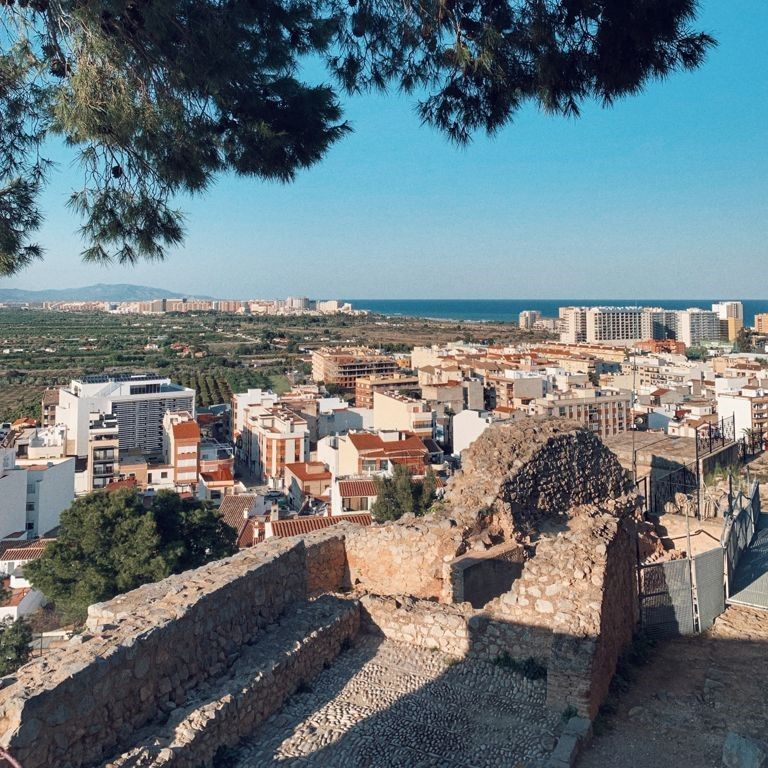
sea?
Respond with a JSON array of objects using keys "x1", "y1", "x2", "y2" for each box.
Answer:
[{"x1": 349, "y1": 299, "x2": 768, "y2": 328}]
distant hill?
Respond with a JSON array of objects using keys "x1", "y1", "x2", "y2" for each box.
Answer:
[{"x1": 0, "y1": 284, "x2": 215, "y2": 302}]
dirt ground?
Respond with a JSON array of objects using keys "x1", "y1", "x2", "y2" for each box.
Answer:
[{"x1": 578, "y1": 605, "x2": 768, "y2": 768}]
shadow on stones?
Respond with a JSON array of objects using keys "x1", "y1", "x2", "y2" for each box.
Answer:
[{"x1": 231, "y1": 617, "x2": 568, "y2": 768}]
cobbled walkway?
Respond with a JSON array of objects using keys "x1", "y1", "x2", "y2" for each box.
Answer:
[{"x1": 234, "y1": 636, "x2": 561, "y2": 767}]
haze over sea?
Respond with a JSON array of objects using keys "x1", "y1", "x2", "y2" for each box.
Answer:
[{"x1": 350, "y1": 300, "x2": 768, "y2": 328}]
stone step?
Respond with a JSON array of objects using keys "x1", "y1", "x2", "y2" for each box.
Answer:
[{"x1": 102, "y1": 595, "x2": 360, "y2": 768}]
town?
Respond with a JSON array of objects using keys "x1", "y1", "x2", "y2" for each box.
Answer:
[{"x1": 1, "y1": 299, "x2": 766, "y2": 629}]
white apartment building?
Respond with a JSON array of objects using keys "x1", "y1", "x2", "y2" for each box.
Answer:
[
  {"x1": 373, "y1": 391, "x2": 435, "y2": 439},
  {"x1": 519, "y1": 310, "x2": 541, "y2": 330},
  {"x1": 640, "y1": 309, "x2": 678, "y2": 340},
  {"x1": 0, "y1": 450, "x2": 75, "y2": 538},
  {"x1": 716, "y1": 387, "x2": 768, "y2": 438},
  {"x1": 56, "y1": 374, "x2": 195, "y2": 456},
  {"x1": 559, "y1": 307, "x2": 588, "y2": 343},
  {"x1": 586, "y1": 307, "x2": 644, "y2": 343},
  {"x1": 677, "y1": 309, "x2": 722, "y2": 347},
  {"x1": 712, "y1": 301, "x2": 744, "y2": 321},
  {"x1": 230, "y1": 388, "x2": 279, "y2": 439},
  {"x1": 452, "y1": 409, "x2": 518, "y2": 456}
]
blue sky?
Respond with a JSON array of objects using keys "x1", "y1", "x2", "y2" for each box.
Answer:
[{"x1": 2, "y1": 0, "x2": 766, "y2": 299}]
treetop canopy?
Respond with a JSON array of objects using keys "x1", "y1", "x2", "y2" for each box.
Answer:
[{"x1": 0, "y1": 0, "x2": 715, "y2": 274}]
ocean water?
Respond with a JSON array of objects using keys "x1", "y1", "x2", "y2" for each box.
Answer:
[{"x1": 350, "y1": 299, "x2": 768, "y2": 327}]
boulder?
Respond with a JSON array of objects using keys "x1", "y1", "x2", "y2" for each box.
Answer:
[{"x1": 722, "y1": 732, "x2": 768, "y2": 768}]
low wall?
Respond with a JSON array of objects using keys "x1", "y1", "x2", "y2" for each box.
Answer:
[
  {"x1": 107, "y1": 596, "x2": 360, "y2": 768},
  {"x1": 344, "y1": 517, "x2": 466, "y2": 599},
  {"x1": 0, "y1": 532, "x2": 347, "y2": 768},
  {"x1": 304, "y1": 527, "x2": 349, "y2": 595},
  {"x1": 359, "y1": 594, "x2": 553, "y2": 665}
]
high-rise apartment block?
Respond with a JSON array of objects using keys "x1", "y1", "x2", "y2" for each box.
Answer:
[
  {"x1": 712, "y1": 301, "x2": 744, "y2": 342},
  {"x1": 518, "y1": 310, "x2": 541, "y2": 330},
  {"x1": 558, "y1": 307, "x2": 588, "y2": 343},
  {"x1": 559, "y1": 305, "x2": 727, "y2": 346},
  {"x1": 56, "y1": 374, "x2": 196, "y2": 456},
  {"x1": 586, "y1": 307, "x2": 644, "y2": 343},
  {"x1": 676, "y1": 309, "x2": 722, "y2": 347}
]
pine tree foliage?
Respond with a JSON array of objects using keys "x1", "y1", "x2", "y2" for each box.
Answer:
[
  {"x1": 0, "y1": 0, "x2": 715, "y2": 274},
  {"x1": 25, "y1": 488, "x2": 237, "y2": 622},
  {"x1": 0, "y1": 618, "x2": 32, "y2": 675},
  {"x1": 371, "y1": 463, "x2": 437, "y2": 522}
]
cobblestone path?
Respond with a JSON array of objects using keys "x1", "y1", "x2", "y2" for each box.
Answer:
[{"x1": 234, "y1": 636, "x2": 561, "y2": 767}]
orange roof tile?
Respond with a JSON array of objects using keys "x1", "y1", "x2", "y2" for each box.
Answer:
[
  {"x1": 172, "y1": 421, "x2": 201, "y2": 440},
  {"x1": 219, "y1": 495, "x2": 257, "y2": 521},
  {"x1": 337, "y1": 479, "x2": 378, "y2": 498},
  {"x1": 284, "y1": 461, "x2": 332, "y2": 483},
  {"x1": 201, "y1": 468, "x2": 233, "y2": 484},
  {"x1": 268, "y1": 513, "x2": 372, "y2": 538},
  {"x1": 0, "y1": 539, "x2": 54, "y2": 562}
]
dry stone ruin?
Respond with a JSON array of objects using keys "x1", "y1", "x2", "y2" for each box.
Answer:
[{"x1": 0, "y1": 417, "x2": 643, "y2": 768}]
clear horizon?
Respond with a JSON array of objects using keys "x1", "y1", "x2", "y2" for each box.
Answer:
[{"x1": 1, "y1": 0, "x2": 765, "y2": 299}]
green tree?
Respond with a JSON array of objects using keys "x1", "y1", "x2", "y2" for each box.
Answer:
[
  {"x1": 420, "y1": 466, "x2": 438, "y2": 514},
  {"x1": 26, "y1": 488, "x2": 236, "y2": 623},
  {"x1": 0, "y1": 1, "x2": 714, "y2": 274},
  {"x1": 371, "y1": 464, "x2": 438, "y2": 522},
  {"x1": 735, "y1": 327, "x2": 753, "y2": 353},
  {"x1": 0, "y1": 618, "x2": 33, "y2": 675}
]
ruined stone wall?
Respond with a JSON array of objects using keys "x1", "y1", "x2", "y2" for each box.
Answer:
[
  {"x1": 304, "y1": 527, "x2": 349, "y2": 595},
  {"x1": 359, "y1": 594, "x2": 553, "y2": 665},
  {"x1": 584, "y1": 519, "x2": 638, "y2": 716},
  {"x1": 543, "y1": 515, "x2": 638, "y2": 718},
  {"x1": 344, "y1": 518, "x2": 467, "y2": 599},
  {"x1": 107, "y1": 596, "x2": 360, "y2": 768},
  {"x1": 445, "y1": 419, "x2": 636, "y2": 539},
  {"x1": 0, "y1": 535, "x2": 346, "y2": 768}
]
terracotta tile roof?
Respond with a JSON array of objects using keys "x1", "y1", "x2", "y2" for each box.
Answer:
[
  {"x1": 237, "y1": 518, "x2": 257, "y2": 548},
  {"x1": 348, "y1": 433, "x2": 383, "y2": 450},
  {"x1": 337, "y1": 479, "x2": 378, "y2": 498},
  {"x1": 284, "y1": 461, "x2": 332, "y2": 483},
  {"x1": 348, "y1": 433, "x2": 428, "y2": 460},
  {"x1": 268, "y1": 513, "x2": 372, "y2": 538},
  {"x1": 0, "y1": 580, "x2": 31, "y2": 607},
  {"x1": 201, "y1": 468, "x2": 233, "y2": 483},
  {"x1": 172, "y1": 421, "x2": 201, "y2": 440},
  {"x1": 104, "y1": 478, "x2": 138, "y2": 492},
  {"x1": 42, "y1": 389, "x2": 60, "y2": 406},
  {"x1": 0, "y1": 539, "x2": 54, "y2": 562},
  {"x1": 219, "y1": 495, "x2": 257, "y2": 523}
]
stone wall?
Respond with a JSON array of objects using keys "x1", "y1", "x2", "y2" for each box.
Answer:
[
  {"x1": 446, "y1": 542, "x2": 525, "y2": 608},
  {"x1": 304, "y1": 527, "x2": 349, "y2": 595},
  {"x1": 445, "y1": 419, "x2": 637, "y2": 539},
  {"x1": 344, "y1": 517, "x2": 467, "y2": 599},
  {"x1": 106, "y1": 596, "x2": 360, "y2": 768},
  {"x1": 0, "y1": 417, "x2": 647, "y2": 765},
  {"x1": 0, "y1": 534, "x2": 346, "y2": 768},
  {"x1": 359, "y1": 594, "x2": 553, "y2": 666}
]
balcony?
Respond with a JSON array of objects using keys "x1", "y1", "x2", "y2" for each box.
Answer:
[{"x1": 93, "y1": 463, "x2": 116, "y2": 477}]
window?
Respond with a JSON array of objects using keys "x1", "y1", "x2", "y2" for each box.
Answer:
[{"x1": 161, "y1": 471, "x2": 168, "y2": 479}]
